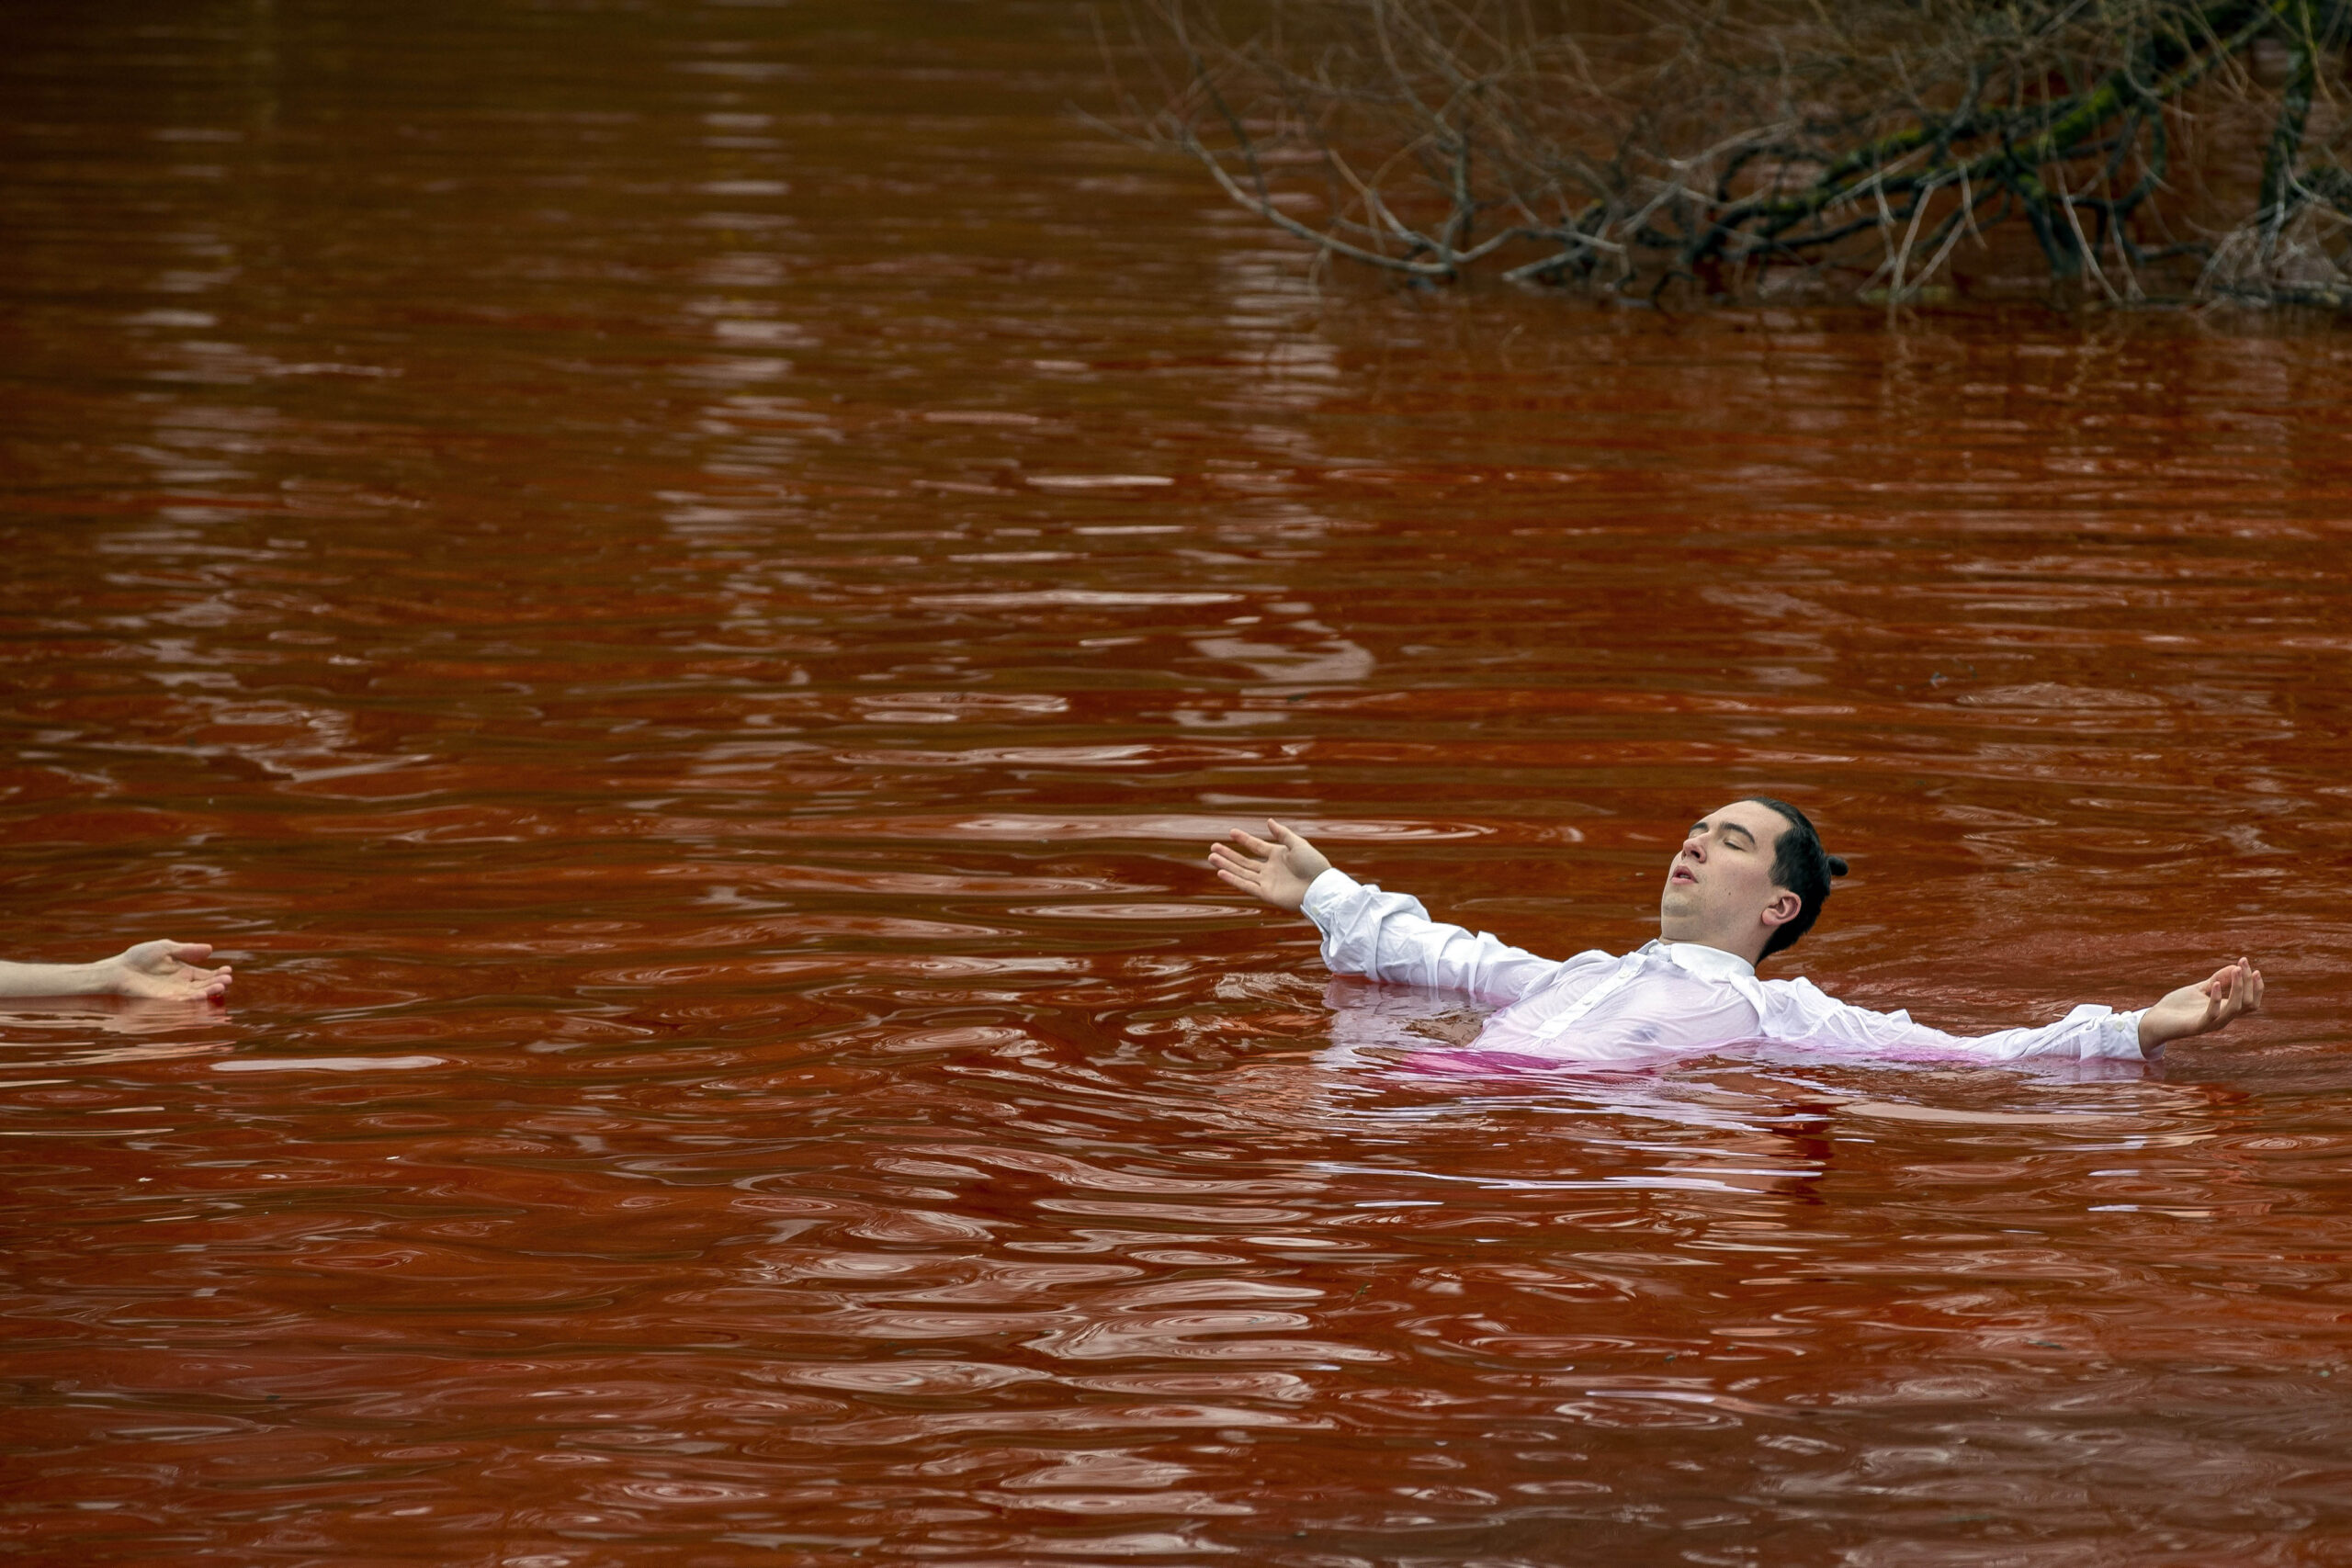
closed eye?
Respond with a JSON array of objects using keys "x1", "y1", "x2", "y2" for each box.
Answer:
[{"x1": 1690, "y1": 818, "x2": 1756, "y2": 852}]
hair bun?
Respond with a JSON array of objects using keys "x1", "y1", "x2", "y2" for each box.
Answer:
[{"x1": 1826, "y1": 855, "x2": 1849, "y2": 877}]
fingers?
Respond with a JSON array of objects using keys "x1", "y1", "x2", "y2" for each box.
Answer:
[
  {"x1": 1210, "y1": 824, "x2": 1324, "y2": 914},
  {"x1": 2224, "y1": 957, "x2": 2261, "y2": 1017},
  {"x1": 1206, "y1": 843, "x2": 1264, "y2": 877},
  {"x1": 2199, "y1": 958, "x2": 2265, "y2": 1026},
  {"x1": 107, "y1": 941, "x2": 234, "y2": 1003},
  {"x1": 1213, "y1": 824, "x2": 1311, "y2": 865},
  {"x1": 1207, "y1": 835, "x2": 1272, "y2": 879},
  {"x1": 2229, "y1": 959, "x2": 2267, "y2": 1020},
  {"x1": 123, "y1": 939, "x2": 220, "y2": 974},
  {"x1": 1209, "y1": 829, "x2": 1283, "y2": 874}
]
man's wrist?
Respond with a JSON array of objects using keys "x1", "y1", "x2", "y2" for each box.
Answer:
[
  {"x1": 2135, "y1": 1006, "x2": 2187, "y2": 1054},
  {"x1": 68, "y1": 960, "x2": 115, "y2": 996}
]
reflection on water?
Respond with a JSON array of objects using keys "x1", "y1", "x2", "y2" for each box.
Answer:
[{"x1": 6, "y1": 0, "x2": 2352, "y2": 1561}]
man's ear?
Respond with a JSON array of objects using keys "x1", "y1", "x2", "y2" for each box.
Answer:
[{"x1": 1759, "y1": 888, "x2": 1803, "y2": 930}]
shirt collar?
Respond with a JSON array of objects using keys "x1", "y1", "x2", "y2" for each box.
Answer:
[{"x1": 1643, "y1": 939, "x2": 1758, "y2": 982}]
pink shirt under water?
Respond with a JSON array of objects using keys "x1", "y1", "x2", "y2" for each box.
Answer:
[{"x1": 1303, "y1": 869, "x2": 2148, "y2": 1065}]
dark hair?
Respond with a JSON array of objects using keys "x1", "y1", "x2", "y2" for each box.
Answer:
[{"x1": 1746, "y1": 796, "x2": 1848, "y2": 961}]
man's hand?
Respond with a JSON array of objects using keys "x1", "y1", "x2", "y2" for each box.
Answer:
[
  {"x1": 1207, "y1": 820, "x2": 1333, "y2": 913},
  {"x1": 2138, "y1": 956, "x2": 2262, "y2": 1052},
  {"x1": 103, "y1": 941, "x2": 233, "y2": 1003}
]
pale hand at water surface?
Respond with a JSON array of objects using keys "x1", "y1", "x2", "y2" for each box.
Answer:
[{"x1": 0, "y1": 941, "x2": 232, "y2": 1003}]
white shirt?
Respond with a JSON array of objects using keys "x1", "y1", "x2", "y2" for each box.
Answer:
[{"x1": 1302, "y1": 869, "x2": 2147, "y2": 1065}]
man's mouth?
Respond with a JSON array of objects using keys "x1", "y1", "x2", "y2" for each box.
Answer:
[{"x1": 1670, "y1": 866, "x2": 1697, "y2": 885}]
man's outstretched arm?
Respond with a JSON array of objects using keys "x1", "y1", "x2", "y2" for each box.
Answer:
[
  {"x1": 1776, "y1": 953, "x2": 2264, "y2": 1063},
  {"x1": 1207, "y1": 820, "x2": 1561, "y2": 1003},
  {"x1": 0, "y1": 942, "x2": 233, "y2": 1003},
  {"x1": 2137, "y1": 957, "x2": 2262, "y2": 1052}
]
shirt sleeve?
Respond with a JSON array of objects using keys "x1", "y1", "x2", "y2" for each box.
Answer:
[
  {"x1": 1299, "y1": 868, "x2": 1561, "y2": 1004},
  {"x1": 1761, "y1": 978, "x2": 2149, "y2": 1062}
]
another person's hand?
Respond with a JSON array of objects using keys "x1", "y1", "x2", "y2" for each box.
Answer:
[
  {"x1": 1207, "y1": 820, "x2": 1333, "y2": 913},
  {"x1": 103, "y1": 941, "x2": 233, "y2": 1003},
  {"x1": 2138, "y1": 956, "x2": 2261, "y2": 1051}
]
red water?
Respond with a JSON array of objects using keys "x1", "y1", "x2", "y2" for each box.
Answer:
[{"x1": 6, "y1": 2, "x2": 2352, "y2": 1562}]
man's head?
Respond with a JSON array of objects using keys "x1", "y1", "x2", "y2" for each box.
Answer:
[{"x1": 1658, "y1": 797, "x2": 1848, "y2": 964}]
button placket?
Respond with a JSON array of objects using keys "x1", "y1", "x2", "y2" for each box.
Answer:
[{"x1": 1531, "y1": 950, "x2": 1648, "y2": 1041}]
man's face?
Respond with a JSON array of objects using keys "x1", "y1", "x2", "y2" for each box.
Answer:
[{"x1": 1658, "y1": 799, "x2": 1794, "y2": 950}]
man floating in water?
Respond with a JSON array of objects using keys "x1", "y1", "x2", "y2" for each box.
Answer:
[
  {"x1": 1207, "y1": 798, "x2": 2261, "y2": 1064},
  {"x1": 0, "y1": 942, "x2": 233, "y2": 1004}
]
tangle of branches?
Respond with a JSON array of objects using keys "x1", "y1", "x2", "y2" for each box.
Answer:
[{"x1": 1113, "y1": 0, "x2": 2352, "y2": 307}]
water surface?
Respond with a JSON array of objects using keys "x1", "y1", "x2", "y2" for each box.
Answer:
[{"x1": 5, "y1": 1, "x2": 2352, "y2": 1562}]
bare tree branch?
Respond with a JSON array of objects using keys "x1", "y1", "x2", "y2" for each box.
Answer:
[{"x1": 1114, "y1": 0, "x2": 2352, "y2": 307}]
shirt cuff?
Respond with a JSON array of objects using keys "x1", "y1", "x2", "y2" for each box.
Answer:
[
  {"x1": 1299, "y1": 867, "x2": 1360, "y2": 931},
  {"x1": 2109, "y1": 1008, "x2": 2152, "y2": 1059}
]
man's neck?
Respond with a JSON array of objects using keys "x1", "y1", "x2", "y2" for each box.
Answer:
[{"x1": 1656, "y1": 932, "x2": 1766, "y2": 966}]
